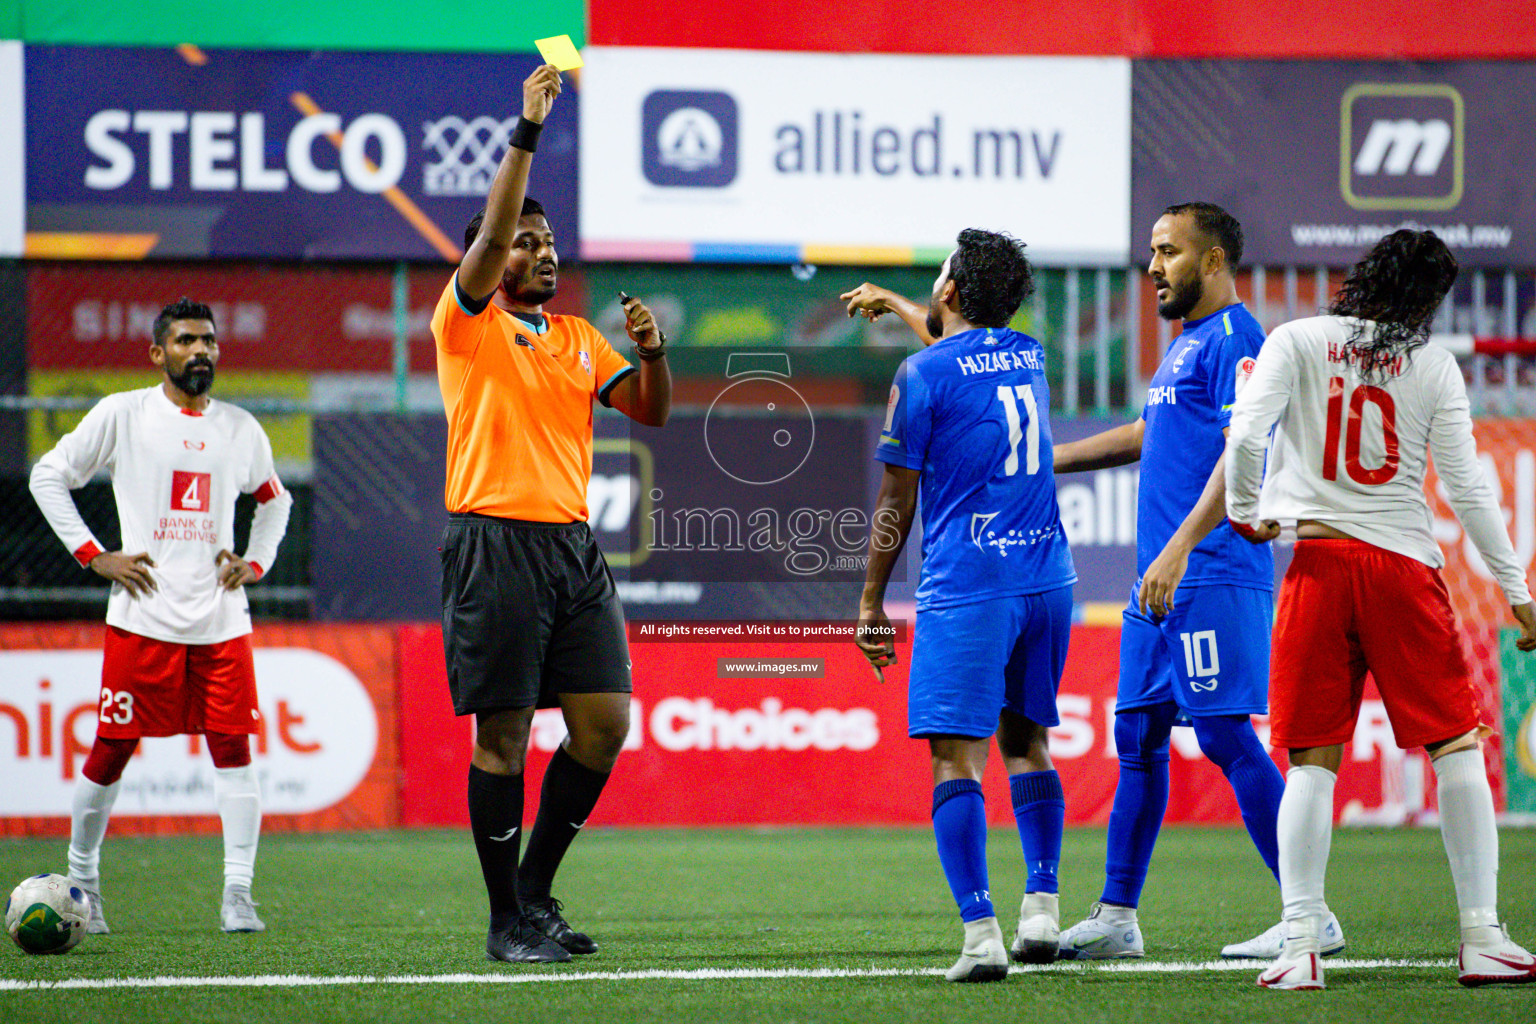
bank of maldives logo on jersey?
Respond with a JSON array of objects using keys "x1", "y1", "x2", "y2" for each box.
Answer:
[
  {"x1": 1340, "y1": 83, "x2": 1464, "y2": 212},
  {"x1": 642, "y1": 90, "x2": 739, "y2": 188},
  {"x1": 171, "y1": 470, "x2": 211, "y2": 513}
]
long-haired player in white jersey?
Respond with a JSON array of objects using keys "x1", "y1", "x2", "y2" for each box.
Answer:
[
  {"x1": 1225, "y1": 230, "x2": 1536, "y2": 991},
  {"x1": 29, "y1": 297, "x2": 293, "y2": 935}
]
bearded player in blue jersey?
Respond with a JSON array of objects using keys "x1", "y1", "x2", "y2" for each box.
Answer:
[
  {"x1": 1051, "y1": 203, "x2": 1343, "y2": 961},
  {"x1": 845, "y1": 229, "x2": 1076, "y2": 982}
]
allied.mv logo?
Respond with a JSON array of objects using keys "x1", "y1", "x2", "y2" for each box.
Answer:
[
  {"x1": 1340, "y1": 83, "x2": 1464, "y2": 212},
  {"x1": 642, "y1": 90, "x2": 738, "y2": 188}
]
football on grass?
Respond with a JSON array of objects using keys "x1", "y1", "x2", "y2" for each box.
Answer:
[{"x1": 5, "y1": 874, "x2": 89, "y2": 954}]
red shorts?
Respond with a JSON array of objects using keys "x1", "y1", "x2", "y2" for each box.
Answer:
[
  {"x1": 98, "y1": 626, "x2": 261, "y2": 738},
  {"x1": 1269, "y1": 538, "x2": 1479, "y2": 751}
]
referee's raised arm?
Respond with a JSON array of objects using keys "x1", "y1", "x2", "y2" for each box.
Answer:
[{"x1": 458, "y1": 64, "x2": 562, "y2": 302}]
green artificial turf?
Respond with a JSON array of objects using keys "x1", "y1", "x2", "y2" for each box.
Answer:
[{"x1": 1, "y1": 826, "x2": 1533, "y2": 1023}]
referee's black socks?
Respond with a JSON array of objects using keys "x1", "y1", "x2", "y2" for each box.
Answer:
[
  {"x1": 518, "y1": 746, "x2": 611, "y2": 901},
  {"x1": 468, "y1": 765, "x2": 524, "y2": 932}
]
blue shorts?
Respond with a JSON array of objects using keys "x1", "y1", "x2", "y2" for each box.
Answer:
[
  {"x1": 1117, "y1": 581, "x2": 1272, "y2": 718},
  {"x1": 908, "y1": 586, "x2": 1073, "y2": 739}
]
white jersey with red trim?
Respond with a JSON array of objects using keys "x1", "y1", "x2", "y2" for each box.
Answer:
[
  {"x1": 1226, "y1": 315, "x2": 1532, "y2": 608},
  {"x1": 29, "y1": 385, "x2": 293, "y2": 644}
]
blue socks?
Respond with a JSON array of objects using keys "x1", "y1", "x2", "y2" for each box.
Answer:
[
  {"x1": 932, "y1": 779, "x2": 994, "y2": 922},
  {"x1": 1010, "y1": 770, "x2": 1064, "y2": 893},
  {"x1": 1102, "y1": 706, "x2": 1176, "y2": 907},
  {"x1": 1099, "y1": 708, "x2": 1286, "y2": 908},
  {"x1": 1191, "y1": 714, "x2": 1284, "y2": 881}
]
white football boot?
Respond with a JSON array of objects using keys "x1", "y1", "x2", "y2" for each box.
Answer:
[
  {"x1": 1222, "y1": 910, "x2": 1346, "y2": 959},
  {"x1": 945, "y1": 917, "x2": 1010, "y2": 983},
  {"x1": 73, "y1": 883, "x2": 110, "y2": 934},
  {"x1": 1011, "y1": 891, "x2": 1060, "y2": 964},
  {"x1": 220, "y1": 885, "x2": 266, "y2": 933},
  {"x1": 1458, "y1": 925, "x2": 1536, "y2": 987},
  {"x1": 1056, "y1": 901, "x2": 1143, "y2": 960},
  {"x1": 1257, "y1": 950, "x2": 1325, "y2": 991}
]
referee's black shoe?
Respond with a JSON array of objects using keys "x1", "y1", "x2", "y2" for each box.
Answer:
[
  {"x1": 486, "y1": 919, "x2": 571, "y2": 963},
  {"x1": 523, "y1": 896, "x2": 599, "y2": 955}
]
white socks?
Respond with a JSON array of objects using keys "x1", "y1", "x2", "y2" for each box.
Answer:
[
  {"x1": 1433, "y1": 748, "x2": 1501, "y2": 945},
  {"x1": 68, "y1": 777, "x2": 122, "y2": 890},
  {"x1": 1277, "y1": 764, "x2": 1336, "y2": 953},
  {"x1": 214, "y1": 765, "x2": 262, "y2": 891}
]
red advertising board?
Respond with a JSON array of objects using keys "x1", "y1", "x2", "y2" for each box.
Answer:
[
  {"x1": 589, "y1": 1, "x2": 1536, "y2": 59},
  {"x1": 25, "y1": 262, "x2": 588, "y2": 373},
  {"x1": 0, "y1": 623, "x2": 400, "y2": 837},
  {"x1": 398, "y1": 623, "x2": 1408, "y2": 828}
]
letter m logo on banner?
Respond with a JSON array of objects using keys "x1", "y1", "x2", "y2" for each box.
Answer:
[
  {"x1": 171, "y1": 470, "x2": 211, "y2": 512},
  {"x1": 1340, "y1": 83, "x2": 1464, "y2": 212}
]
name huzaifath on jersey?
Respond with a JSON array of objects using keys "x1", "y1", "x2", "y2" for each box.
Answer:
[{"x1": 878, "y1": 324, "x2": 1076, "y2": 610}]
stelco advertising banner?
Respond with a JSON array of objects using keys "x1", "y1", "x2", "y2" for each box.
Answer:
[
  {"x1": 1131, "y1": 61, "x2": 1536, "y2": 267},
  {"x1": 398, "y1": 624, "x2": 1415, "y2": 828},
  {"x1": 580, "y1": 48, "x2": 1130, "y2": 266},
  {"x1": 23, "y1": 45, "x2": 579, "y2": 261},
  {"x1": 0, "y1": 623, "x2": 399, "y2": 836}
]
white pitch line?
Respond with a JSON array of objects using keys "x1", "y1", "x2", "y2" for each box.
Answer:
[{"x1": 0, "y1": 959, "x2": 1455, "y2": 993}]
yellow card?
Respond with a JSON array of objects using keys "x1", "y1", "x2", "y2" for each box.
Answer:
[{"x1": 534, "y1": 35, "x2": 583, "y2": 71}]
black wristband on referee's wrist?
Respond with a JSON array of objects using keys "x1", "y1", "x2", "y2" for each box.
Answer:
[
  {"x1": 635, "y1": 330, "x2": 668, "y2": 361},
  {"x1": 509, "y1": 117, "x2": 543, "y2": 153}
]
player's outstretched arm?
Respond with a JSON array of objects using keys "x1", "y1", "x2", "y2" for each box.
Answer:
[
  {"x1": 856, "y1": 465, "x2": 919, "y2": 682},
  {"x1": 457, "y1": 64, "x2": 562, "y2": 302},
  {"x1": 841, "y1": 283, "x2": 938, "y2": 346},
  {"x1": 1053, "y1": 417, "x2": 1144, "y2": 474}
]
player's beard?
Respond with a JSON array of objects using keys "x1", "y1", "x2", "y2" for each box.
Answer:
[
  {"x1": 1156, "y1": 273, "x2": 1203, "y2": 321},
  {"x1": 504, "y1": 264, "x2": 558, "y2": 306},
  {"x1": 925, "y1": 298, "x2": 944, "y2": 340},
  {"x1": 169, "y1": 358, "x2": 215, "y2": 397}
]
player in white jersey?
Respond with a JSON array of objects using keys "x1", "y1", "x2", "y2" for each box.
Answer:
[
  {"x1": 29, "y1": 297, "x2": 293, "y2": 935},
  {"x1": 1225, "y1": 230, "x2": 1536, "y2": 991}
]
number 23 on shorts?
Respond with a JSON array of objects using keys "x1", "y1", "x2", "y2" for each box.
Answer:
[{"x1": 99, "y1": 687, "x2": 134, "y2": 725}]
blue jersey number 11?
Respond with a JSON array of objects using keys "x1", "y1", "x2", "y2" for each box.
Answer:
[{"x1": 996, "y1": 384, "x2": 1040, "y2": 477}]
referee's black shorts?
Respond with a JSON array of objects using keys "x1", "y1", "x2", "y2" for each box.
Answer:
[{"x1": 440, "y1": 513, "x2": 632, "y2": 716}]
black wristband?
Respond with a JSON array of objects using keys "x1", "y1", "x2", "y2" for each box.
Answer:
[
  {"x1": 635, "y1": 330, "x2": 668, "y2": 361},
  {"x1": 509, "y1": 117, "x2": 543, "y2": 153}
]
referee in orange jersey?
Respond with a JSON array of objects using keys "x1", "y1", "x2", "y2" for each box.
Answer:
[{"x1": 431, "y1": 64, "x2": 671, "y2": 964}]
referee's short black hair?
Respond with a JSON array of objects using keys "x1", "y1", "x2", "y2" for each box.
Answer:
[
  {"x1": 152, "y1": 297, "x2": 215, "y2": 346},
  {"x1": 947, "y1": 228, "x2": 1034, "y2": 328},
  {"x1": 1163, "y1": 201, "x2": 1244, "y2": 271},
  {"x1": 463, "y1": 197, "x2": 548, "y2": 252}
]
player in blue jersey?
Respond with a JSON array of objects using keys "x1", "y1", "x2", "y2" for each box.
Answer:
[
  {"x1": 845, "y1": 229, "x2": 1076, "y2": 982},
  {"x1": 1051, "y1": 202, "x2": 1342, "y2": 961}
]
